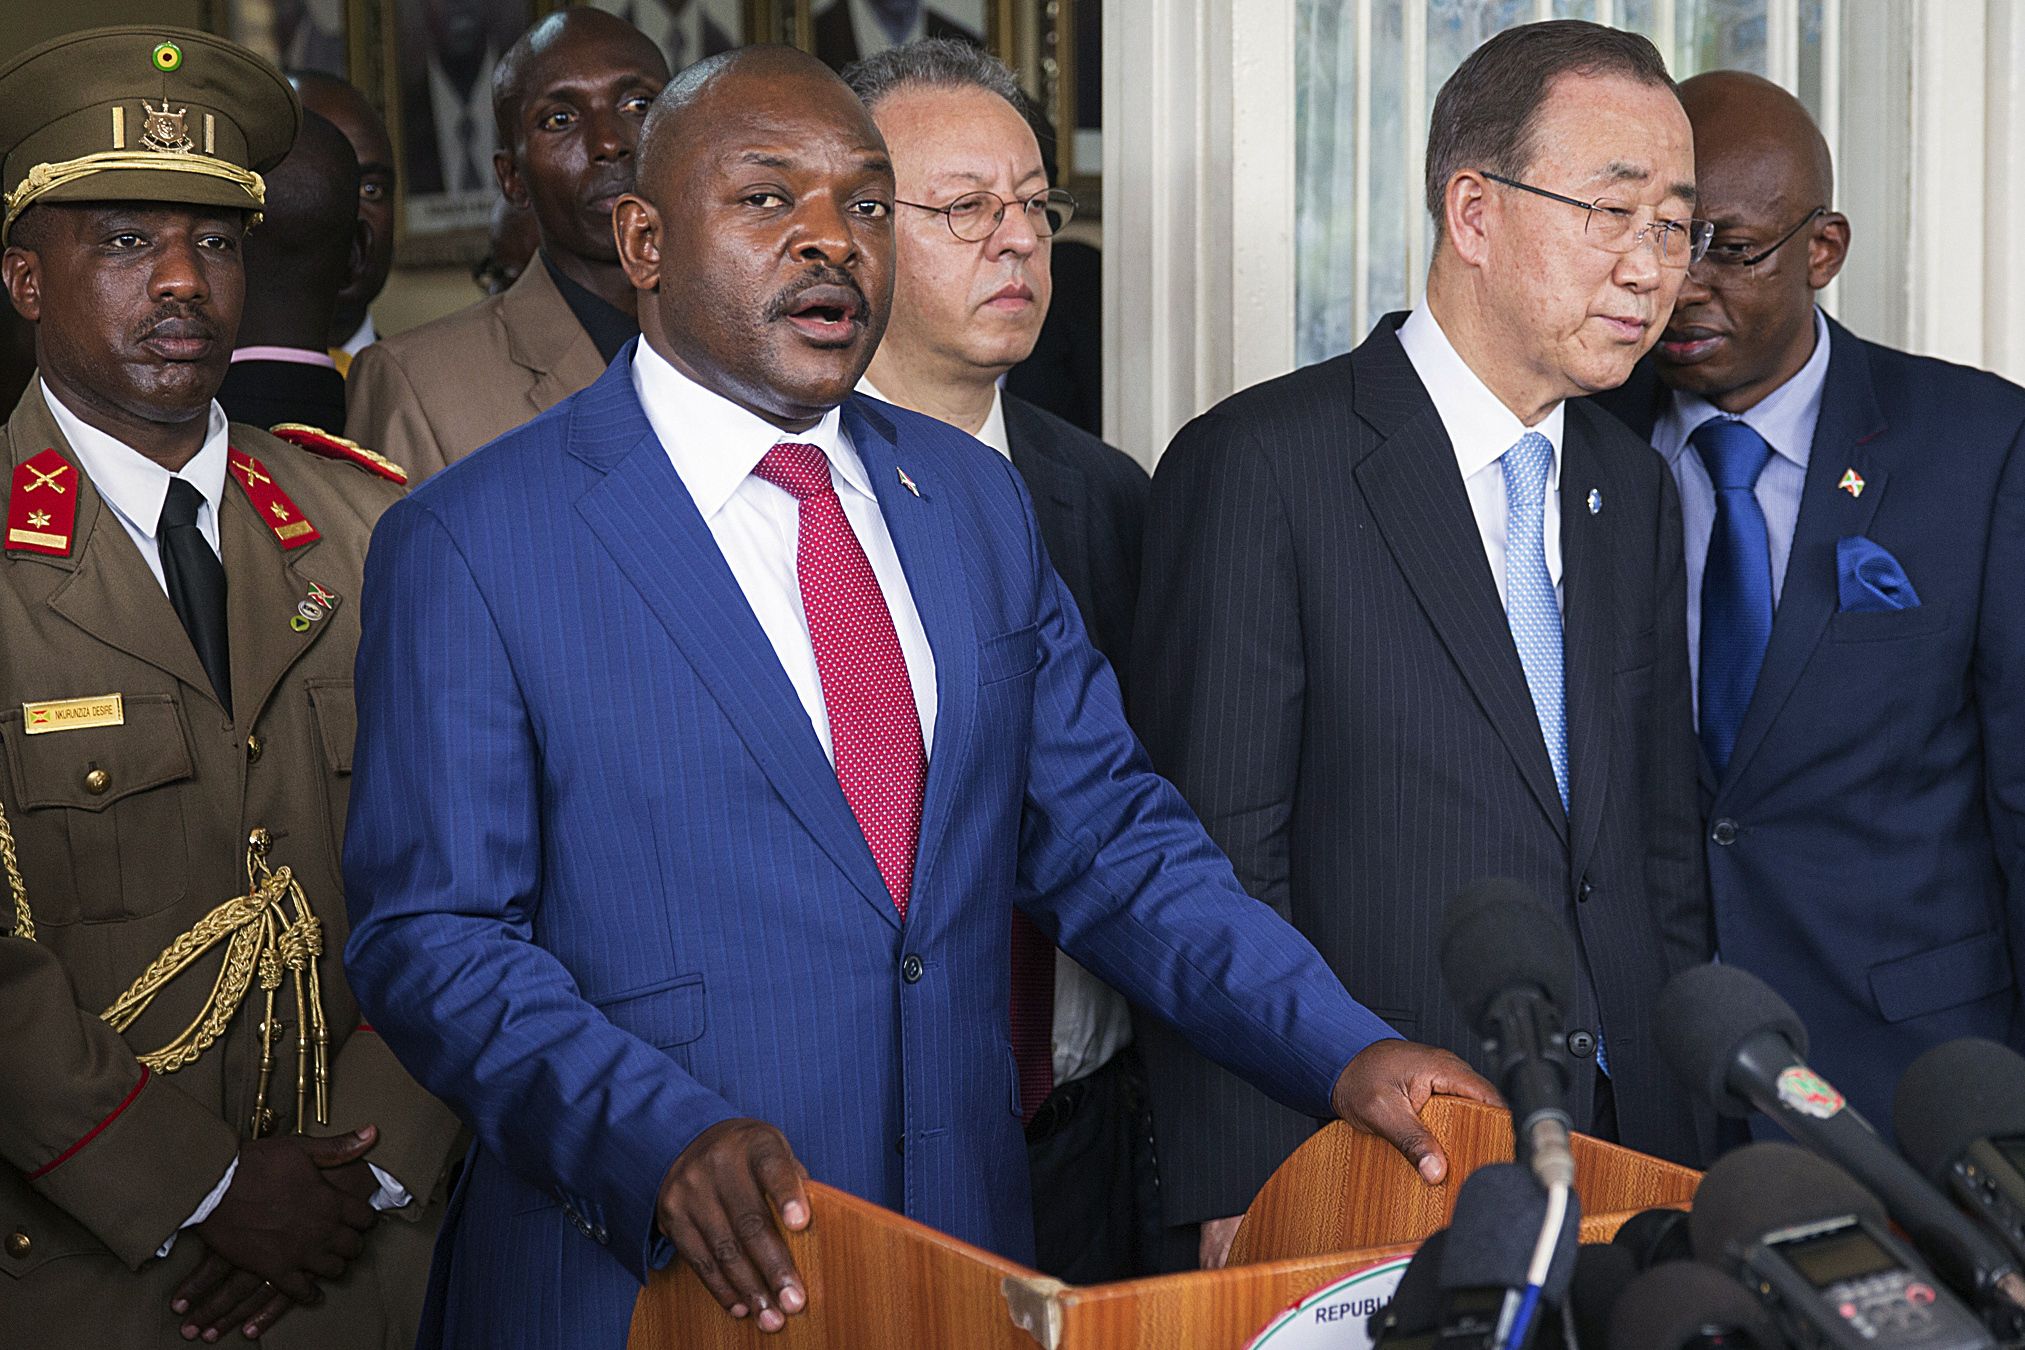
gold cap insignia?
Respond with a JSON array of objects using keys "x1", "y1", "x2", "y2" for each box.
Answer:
[{"x1": 140, "y1": 98, "x2": 192, "y2": 154}]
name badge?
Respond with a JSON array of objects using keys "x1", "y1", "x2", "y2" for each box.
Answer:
[{"x1": 23, "y1": 693, "x2": 124, "y2": 735}]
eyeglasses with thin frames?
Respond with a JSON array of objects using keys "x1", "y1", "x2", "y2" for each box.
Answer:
[
  {"x1": 893, "y1": 188, "x2": 1078, "y2": 243},
  {"x1": 1481, "y1": 171, "x2": 1715, "y2": 267},
  {"x1": 1694, "y1": 206, "x2": 1827, "y2": 276}
]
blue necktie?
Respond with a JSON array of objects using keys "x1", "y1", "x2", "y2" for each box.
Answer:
[
  {"x1": 1693, "y1": 418, "x2": 1775, "y2": 777},
  {"x1": 1501, "y1": 432, "x2": 1568, "y2": 814}
]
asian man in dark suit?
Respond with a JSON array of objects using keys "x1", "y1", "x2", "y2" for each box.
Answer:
[
  {"x1": 1593, "y1": 71, "x2": 2025, "y2": 1140},
  {"x1": 843, "y1": 39, "x2": 1153, "y2": 1283},
  {"x1": 1133, "y1": 20, "x2": 1713, "y2": 1269}
]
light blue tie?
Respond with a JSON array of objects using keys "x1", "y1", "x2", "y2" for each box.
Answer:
[
  {"x1": 1503, "y1": 432, "x2": 1608, "y2": 1076},
  {"x1": 1501, "y1": 432, "x2": 1569, "y2": 814}
]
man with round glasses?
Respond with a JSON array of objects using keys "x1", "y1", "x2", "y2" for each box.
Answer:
[
  {"x1": 840, "y1": 37, "x2": 1159, "y2": 1284},
  {"x1": 1135, "y1": 19, "x2": 1713, "y2": 1269},
  {"x1": 1596, "y1": 70, "x2": 2025, "y2": 1139}
]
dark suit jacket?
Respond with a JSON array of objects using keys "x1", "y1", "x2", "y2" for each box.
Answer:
[
  {"x1": 1007, "y1": 241, "x2": 1104, "y2": 438},
  {"x1": 216, "y1": 357, "x2": 347, "y2": 438},
  {"x1": 1592, "y1": 317, "x2": 2025, "y2": 1137},
  {"x1": 1132, "y1": 316, "x2": 1711, "y2": 1225},
  {"x1": 1004, "y1": 393, "x2": 1147, "y2": 692}
]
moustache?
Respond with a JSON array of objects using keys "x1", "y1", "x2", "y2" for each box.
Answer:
[
  {"x1": 764, "y1": 267, "x2": 868, "y2": 323},
  {"x1": 134, "y1": 306, "x2": 218, "y2": 345}
]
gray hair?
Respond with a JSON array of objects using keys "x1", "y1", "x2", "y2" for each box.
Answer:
[{"x1": 841, "y1": 37, "x2": 1027, "y2": 117}]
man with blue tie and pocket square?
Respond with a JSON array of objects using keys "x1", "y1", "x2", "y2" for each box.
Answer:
[
  {"x1": 1594, "y1": 71, "x2": 2025, "y2": 1140},
  {"x1": 339, "y1": 43, "x2": 1494, "y2": 1348}
]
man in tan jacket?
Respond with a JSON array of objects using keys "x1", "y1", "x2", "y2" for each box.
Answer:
[
  {"x1": 346, "y1": 9, "x2": 669, "y2": 481},
  {"x1": 0, "y1": 27, "x2": 460, "y2": 1348}
]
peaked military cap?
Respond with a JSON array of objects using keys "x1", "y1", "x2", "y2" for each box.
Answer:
[{"x1": 0, "y1": 25, "x2": 300, "y2": 244}]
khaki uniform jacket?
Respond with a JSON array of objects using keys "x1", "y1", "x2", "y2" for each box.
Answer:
[
  {"x1": 345, "y1": 260, "x2": 604, "y2": 483},
  {"x1": 0, "y1": 386, "x2": 463, "y2": 1349}
]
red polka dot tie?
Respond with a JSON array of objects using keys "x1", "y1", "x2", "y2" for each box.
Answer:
[{"x1": 753, "y1": 443, "x2": 926, "y2": 918}]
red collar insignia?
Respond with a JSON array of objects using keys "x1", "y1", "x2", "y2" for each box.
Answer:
[
  {"x1": 7, "y1": 449, "x2": 78, "y2": 556},
  {"x1": 228, "y1": 449, "x2": 320, "y2": 550}
]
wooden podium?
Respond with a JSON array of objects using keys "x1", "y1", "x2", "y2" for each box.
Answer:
[{"x1": 628, "y1": 1098, "x2": 1699, "y2": 1349}]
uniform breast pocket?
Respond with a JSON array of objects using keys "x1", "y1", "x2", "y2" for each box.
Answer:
[
  {"x1": 0, "y1": 693, "x2": 193, "y2": 925},
  {"x1": 304, "y1": 679, "x2": 356, "y2": 870}
]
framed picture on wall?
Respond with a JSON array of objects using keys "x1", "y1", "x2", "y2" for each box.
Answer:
[
  {"x1": 215, "y1": 0, "x2": 355, "y2": 79},
  {"x1": 1043, "y1": 0, "x2": 1099, "y2": 213},
  {"x1": 792, "y1": 0, "x2": 991, "y2": 72},
  {"x1": 573, "y1": 0, "x2": 777, "y2": 73}
]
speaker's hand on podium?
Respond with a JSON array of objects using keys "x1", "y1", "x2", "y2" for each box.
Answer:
[
  {"x1": 658, "y1": 1118, "x2": 813, "y2": 1333},
  {"x1": 1330, "y1": 1040, "x2": 1502, "y2": 1184}
]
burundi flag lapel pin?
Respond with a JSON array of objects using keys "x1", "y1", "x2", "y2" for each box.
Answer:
[
  {"x1": 897, "y1": 466, "x2": 920, "y2": 497},
  {"x1": 1838, "y1": 468, "x2": 1866, "y2": 498}
]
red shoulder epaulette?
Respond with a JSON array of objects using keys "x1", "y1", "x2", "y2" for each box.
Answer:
[
  {"x1": 268, "y1": 423, "x2": 409, "y2": 486},
  {"x1": 7, "y1": 448, "x2": 79, "y2": 556},
  {"x1": 229, "y1": 449, "x2": 320, "y2": 550}
]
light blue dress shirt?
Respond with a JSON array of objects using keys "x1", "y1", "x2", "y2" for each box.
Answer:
[{"x1": 1653, "y1": 308, "x2": 1832, "y2": 703}]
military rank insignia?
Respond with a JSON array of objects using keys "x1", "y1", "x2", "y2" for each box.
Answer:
[
  {"x1": 7, "y1": 449, "x2": 78, "y2": 556},
  {"x1": 228, "y1": 450, "x2": 320, "y2": 549},
  {"x1": 268, "y1": 423, "x2": 408, "y2": 485}
]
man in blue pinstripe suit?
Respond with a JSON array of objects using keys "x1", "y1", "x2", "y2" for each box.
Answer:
[{"x1": 341, "y1": 45, "x2": 1493, "y2": 1347}]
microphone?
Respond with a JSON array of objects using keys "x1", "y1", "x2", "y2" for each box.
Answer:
[
  {"x1": 1612, "y1": 1206, "x2": 1695, "y2": 1270},
  {"x1": 1440, "y1": 879, "x2": 1580, "y2": 1189},
  {"x1": 1690, "y1": 1141, "x2": 1993, "y2": 1350},
  {"x1": 1566, "y1": 1243, "x2": 1640, "y2": 1349},
  {"x1": 1604, "y1": 1260, "x2": 1782, "y2": 1350},
  {"x1": 1656, "y1": 964, "x2": 2025, "y2": 1327},
  {"x1": 1431, "y1": 1163, "x2": 1580, "y2": 1349},
  {"x1": 1895, "y1": 1038, "x2": 2025, "y2": 1266},
  {"x1": 1369, "y1": 1227, "x2": 1449, "y2": 1345}
]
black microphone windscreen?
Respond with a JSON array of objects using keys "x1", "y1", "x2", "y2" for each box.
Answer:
[
  {"x1": 1611, "y1": 1206, "x2": 1695, "y2": 1270},
  {"x1": 1569, "y1": 1242, "x2": 1640, "y2": 1349},
  {"x1": 1894, "y1": 1037, "x2": 2025, "y2": 1182},
  {"x1": 1605, "y1": 1260, "x2": 1779, "y2": 1350},
  {"x1": 1688, "y1": 1142, "x2": 1888, "y2": 1273},
  {"x1": 1439, "y1": 879, "x2": 1576, "y2": 1033},
  {"x1": 1655, "y1": 963, "x2": 1811, "y2": 1118},
  {"x1": 1436, "y1": 1163, "x2": 1581, "y2": 1301},
  {"x1": 1371, "y1": 1228, "x2": 1448, "y2": 1338}
]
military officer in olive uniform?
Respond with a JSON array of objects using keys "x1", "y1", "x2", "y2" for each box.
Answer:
[{"x1": 0, "y1": 28, "x2": 459, "y2": 1348}]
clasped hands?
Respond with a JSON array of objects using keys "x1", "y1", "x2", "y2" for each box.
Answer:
[
  {"x1": 169, "y1": 1125, "x2": 383, "y2": 1343},
  {"x1": 658, "y1": 1039, "x2": 1498, "y2": 1333}
]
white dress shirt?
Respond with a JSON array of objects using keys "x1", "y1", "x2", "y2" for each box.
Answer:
[
  {"x1": 339, "y1": 314, "x2": 378, "y2": 359},
  {"x1": 635, "y1": 342, "x2": 938, "y2": 760},
  {"x1": 1397, "y1": 306, "x2": 1566, "y2": 611},
  {"x1": 856, "y1": 376, "x2": 1132, "y2": 1088},
  {"x1": 42, "y1": 381, "x2": 229, "y2": 593}
]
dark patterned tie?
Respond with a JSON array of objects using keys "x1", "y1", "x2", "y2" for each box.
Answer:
[{"x1": 158, "y1": 477, "x2": 231, "y2": 715}]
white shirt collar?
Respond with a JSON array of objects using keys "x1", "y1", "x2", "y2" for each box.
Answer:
[
  {"x1": 1398, "y1": 304, "x2": 1565, "y2": 481},
  {"x1": 340, "y1": 314, "x2": 377, "y2": 357},
  {"x1": 631, "y1": 340, "x2": 868, "y2": 519},
  {"x1": 40, "y1": 379, "x2": 230, "y2": 544},
  {"x1": 1656, "y1": 307, "x2": 1831, "y2": 471},
  {"x1": 857, "y1": 375, "x2": 1011, "y2": 462}
]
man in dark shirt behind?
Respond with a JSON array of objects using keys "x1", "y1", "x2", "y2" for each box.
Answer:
[{"x1": 346, "y1": 7, "x2": 668, "y2": 479}]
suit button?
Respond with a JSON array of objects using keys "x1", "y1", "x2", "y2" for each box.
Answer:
[
  {"x1": 1712, "y1": 818, "x2": 1739, "y2": 846},
  {"x1": 82, "y1": 768, "x2": 109, "y2": 795},
  {"x1": 246, "y1": 733, "x2": 263, "y2": 764},
  {"x1": 901, "y1": 954, "x2": 924, "y2": 984},
  {"x1": 1578, "y1": 878, "x2": 1595, "y2": 902},
  {"x1": 1566, "y1": 1029, "x2": 1597, "y2": 1060},
  {"x1": 4, "y1": 1229, "x2": 28, "y2": 1258}
]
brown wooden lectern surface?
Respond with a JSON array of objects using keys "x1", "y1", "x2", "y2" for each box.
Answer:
[{"x1": 629, "y1": 1098, "x2": 1700, "y2": 1349}]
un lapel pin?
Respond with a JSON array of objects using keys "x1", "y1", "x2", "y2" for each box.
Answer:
[
  {"x1": 897, "y1": 466, "x2": 920, "y2": 497},
  {"x1": 1838, "y1": 468, "x2": 1866, "y2": 498},
  {"x1": 1587, "y1": 488, "x2": 1602, "y2": 516}
]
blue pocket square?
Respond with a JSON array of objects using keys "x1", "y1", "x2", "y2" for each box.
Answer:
[{"x1": 1837, "y1": 536, "x2": 1920, "y2": 612}]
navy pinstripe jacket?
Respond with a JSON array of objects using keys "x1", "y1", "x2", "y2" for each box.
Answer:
[{"x1": 340, "y1": 347, "x2": 1394, "y2": 1348}]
